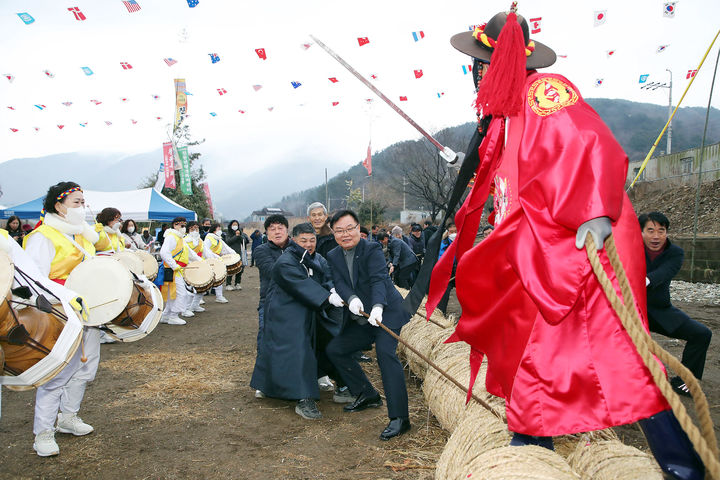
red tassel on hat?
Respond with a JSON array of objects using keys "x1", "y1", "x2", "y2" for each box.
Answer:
[{"x1": 475, "y1": 11, "x2": 527, "y2": 117}]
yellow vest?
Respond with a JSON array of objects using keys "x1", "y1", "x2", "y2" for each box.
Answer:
[
  {"x1": 185, "y1": 235, "x2": 204, "y2": 257},
  {"x1": 95, "y1": 226, "x2": 125, "y2": 253},
  {"x1": 208, "y1": 235, "x2": 223, "y2": 255},
  {"x1": 23, "y1": 224, "x2": 96, "y2": 281},
  {"x1": 164, "y1": 231, "x2": 190, "y2": 269}
]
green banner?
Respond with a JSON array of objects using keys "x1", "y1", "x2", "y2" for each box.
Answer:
[{"x1": 177, "y1": 146, "x2": 192, "y2": 195}]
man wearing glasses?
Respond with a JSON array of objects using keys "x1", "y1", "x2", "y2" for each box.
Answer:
[{"x1": 324, "y1": 209, "x2": 411, "y2": 440}]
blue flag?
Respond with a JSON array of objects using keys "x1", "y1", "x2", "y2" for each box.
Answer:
[
  {"x1": 17, "y1": 12, "x2": 35, "y2": 24},
  {"x1": 82, "y1": 67, "x2": 93, "y2": 76},
  {"x1": 291, "y1": 81, "x2": 302, "y2": 89},
  {"x1": 187, "y1": 0, "x2": 199, "y2": 6},
  {"x1": 209, "y1": 53, "x2": 220, "y2": 63},
  {"x1": 639, "y1": 74, "x2": 649, "y2": 83}
]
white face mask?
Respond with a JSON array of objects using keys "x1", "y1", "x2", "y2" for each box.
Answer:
[
  {"x1": 63, "y1": 206, "x2": 86, "y2": 225},
  {"x1": 112, "y1": 222, "x2": 121, "y2": 232},
  {"x1": 448, "y1": 233, "x2": 457, "y2": 241},
  {"x1": 177, "y1": 227, "x2": 186, "y2": 236},
  {"x1": 190, "y1": 231, "x2": 200, "y2": 239},
  {"x1": 215, "y1": 230, "x2": 222, "y2": 236},
  {"x1": 231, "y1": 225, "x2": 238, "y2": 231},
  {"x1": 127, "y1": 226, "x2": 135, "y2": 234}
]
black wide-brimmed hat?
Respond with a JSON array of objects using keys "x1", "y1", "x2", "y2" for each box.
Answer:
[{"x1": 450, "y1": 10, "x2": 556, "y2": 69}]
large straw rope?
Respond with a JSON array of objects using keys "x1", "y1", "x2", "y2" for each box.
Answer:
[
  {"x1": 585, "y1": 233, "x2": 720, "y2": 479},
  {"x1": 460, "y1": 445, "x2": 579, "y2": 480},
  {"x1": 567, "y1": 439, "x2": 662, "y2": 479}
]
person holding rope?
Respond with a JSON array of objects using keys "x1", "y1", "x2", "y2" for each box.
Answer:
[
  {"x1": 22, "y1": 181, "x2": 101, "y2": 457},
  {"x1": 427, "y1": 4, "x2": 703, "y2": 478},
  {"x1": 325, "y1": 209, "x2": 411, "y2": 441}
]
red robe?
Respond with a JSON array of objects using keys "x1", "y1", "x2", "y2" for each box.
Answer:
[{"x1": 428, "y1": 72, "x2": 669, "y2": 436}]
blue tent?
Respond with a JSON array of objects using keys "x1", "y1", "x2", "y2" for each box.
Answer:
[{"x1": 0, "y1": 188, "x2": 196, "y2": 222}]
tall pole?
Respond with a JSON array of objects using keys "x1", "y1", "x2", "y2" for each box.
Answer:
[
  {"x1": 690, "y1": 45, "x2": 720, "y2": 282},
  {"x1": 402, "y1": 176, "x2": 406, "y2": 211},
  {"x1": 666, "y1": 68, "x2": 673, "y2": 154},
  {"x1": 325, "y1": 168, "x2": 329, "y2": 211}
]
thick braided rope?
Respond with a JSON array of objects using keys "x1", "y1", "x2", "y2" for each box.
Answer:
[{"x1": 585, "y1": 233, "x2": 720, "y2": 479}]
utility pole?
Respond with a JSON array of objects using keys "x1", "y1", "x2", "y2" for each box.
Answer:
[
  {"x1": 402, "y1": 176, "x2": 406, "y2": 211},
  {"x1": 666, "y1": 68, "x2": 673, "y2": 154}
]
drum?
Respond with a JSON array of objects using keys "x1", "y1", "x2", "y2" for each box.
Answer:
[
  {"x1": 221, "y1": 253, "x2": 243, "y2": 275},
  {"x1": 207, "y1": 258, "x2": 227, "y2": 288},
  {"x1": 104, "y1": 278, "x2": 164, "y2": 342},
  {"x1": 183, "y1": 261, "x2": 214, "y2": 293},
  {"x1": 135, "y1": 250, "x2": 158, "y2": 281},
  {"x1": 65, "y1": 256, "x2": 134, "y2": 327},
  {"x1": 113, "y1": 250, "x2": 144, "y2": 277},
  {"x1": 0, "y1": 251, "x2": 83, "y2": 389}
]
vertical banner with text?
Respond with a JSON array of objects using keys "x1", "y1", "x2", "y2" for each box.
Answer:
[
  {"x1": 174, "y1": 78, "x2": 187, "y2": 130},
  {"x1": 202, "y1": 183, "x2": 214, "y2": 218},
  {"x1": 162, "y1": 142, "x2": 176, "y2": 189},
  {"x1": 177, "y1": 146, "x2": 192, "y2": 195}
]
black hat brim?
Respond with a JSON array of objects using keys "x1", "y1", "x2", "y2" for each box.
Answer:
[{"x1": 450, "y1": 31, "x2": 557, "y2": 70}]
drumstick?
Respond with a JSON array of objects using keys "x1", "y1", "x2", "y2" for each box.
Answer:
[{"x1": 89, "y1": 298, "x2": 119, "y2": 309}]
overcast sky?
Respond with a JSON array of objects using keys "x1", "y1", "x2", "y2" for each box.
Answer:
[{"x1": 1, "y1": 0, "x2": 719, "y2": 187}]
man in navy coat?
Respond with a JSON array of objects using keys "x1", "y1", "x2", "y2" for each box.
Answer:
[
  {"x1": 325, "y1": 209, "x2": 411, "y2": 440},
  {"x1": 640, "y1": 211, "x2": 712, "y2": 397}
]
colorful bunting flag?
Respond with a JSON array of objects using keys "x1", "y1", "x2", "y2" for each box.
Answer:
[
  {"x1": 370, "y1": 74, "x2": 378, "y2": 80},
  {"x1": 4, "y1": 74, "x2": 14, "y2": 83},
  {"x1": 594, "y1": 10, "x2": 607, "y2": 27},
  {"x1": 105, "y1": 121, "x2": 112, "y2": 126},
  {"x1": 291, "y1": 81, "x2": 302, "y2": 89},
  {"x1": 82, "y1": 67, "x2": 93, "y2": 75},
  {"x1": 33, "y1": 127, "x2": 39, "y2": 132},
  {"x1": 639, "y1": 74, "x2": 649, "y2": 83},
  {"x1": 164, "y1": 58, "x2": 178, "y2": 66},
  {"x1": 43, "y1": 70, "x2": 55, "y2": 78},
  {"x1": 657, "y1": 45, "x2": 669, "y2": 53},
  {"x1": 187, "y1": 0, "x2": 199, "y2": 7},
  {"x1": 79, "y1": 122, "x2": 87, "y2": 127},
  {"x1": 412, "y1": 31, "x2": 425, "y2": 42},
  {"x1": 62, "y1": 101, "x2": 73, "y2": 107},
  {"x1": 595, "y1": 78, "x2": 604, "y2": 87},
  {"x1": 217, "y1": 88, "x2": 227, "y2": 95},
  {"x1": 414, "y1": 69, "x2": 423, "y2": 79},
  {"x1": 34, "y1": 104, "x2": 46, "y2": 110},
  {"x1": 437, "y1": 92, "x2": 444, "y2": 98},
  {"x1": 687, "y1": 69, "x2": 698, "y2": 79},
  {"x1": 357, "y1": 37, "x2": 370, "y2": 46},
  {"x1": 17, "y1": 13, "x2": 35, "y2": 24},
  {"x1": 529, "y1": 17, "x2": 542, "y2": 34},
  {"x1": 152, "y1": 95, "x2": 160, "y2": 100},
  {"x1": 399, "y1": 96, "x2": 408, "y2": 101},
  {"x1": 209, "y1": 112, "x2": 217, "y2": 116},
  {"x1": 68, "y1": 7, "x2": 86, "y2": 21},
  {"x1": 468, "y1": 25, "x2": 480, "y2": 31},
  {"x1": 120, "y1": 62, "x2": 133, "y2": 70},
  {"x1": 57, "y1": 125, "x2": 65, "y2": 130},
  {"x1": 252, "y1": 85, "x2": 263, "y2": 91},
  {"x1": 558, "y1": 54, "x2": 568, "y2": 59},
  {"x1": 268, "y1": 107, "x2": 274, "y2": 112},
  {"x1": 209, "y1": 53, "x2": 220, "y2": 63},
  {"x1": 9, "y1": 128, "x2": 18, "y2": 133},
  {"x1": 131, "y1": 119, "x2": 137, "y2": 124},
  {"x1": 329, "y1": 77, "x2": 339, "y2": 83},
  {"x1": 462, "y1": 64, "x2": 472, "y2": 75},
  {"x1": 332, "y1": 101, "x2": 339, "y2": 106},
  {"x1": 301, "y1": 43, "x2": 312, "y2": 50},
  {"x1": 122, "y1": 0, "x2": 141, "y2": 13},
  {"x1": 363, "y1": 141, "x2": 372, "y2": 175},
  {"x1": 255, "y1": 48, "x2": 267, "y2": 60},
  {"x1": 120, "y1": 97, "x2": 129, "y2": 102},
  {"x1": 238, "y1": 109, "x2": 246, "y2": 114},
  {"x1": 607, "y1": 50, "x2": 616, "y2": 57},
  {"x1": 90, "y1": 99, "x2": 102, "y2": 105},
  {"x1": 663, "y1": 2, "x2": 676, "y2": 17},
  {"x1": 7, "y1": 106, "x2": 15, "y2": 110}
]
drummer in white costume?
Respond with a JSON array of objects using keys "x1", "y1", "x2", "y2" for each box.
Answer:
[
  {"x1": 159, "y1": 217, "x2": 200, "y2": 325},
  {"x1": 22, "y1": 181, "x2": 101, "y2": 457},
  {"x1": 183, "y1": 221, "x2": 216, "y2": 315},
  {"x1": 203, "y1": 223, "x2": 234, "y2": 304}
]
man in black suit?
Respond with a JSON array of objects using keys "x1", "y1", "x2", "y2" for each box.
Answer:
[
  {"x1": 378, "y1": 232, "x2": 418, "y2": 289},
  {"x1": 325, "y1": 209, "x2": 411, "y2": 440},
  {"x1": 640, "y1": 211, "x2": 712, "y2": 397}
]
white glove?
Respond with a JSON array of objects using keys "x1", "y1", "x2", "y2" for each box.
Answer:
[
  {"x1": 328, "y1": 290, "x2": 344, "y2": 307},
  {"x1": 646, "y1": 277, "x2": 650, "y2": 287},
  {"x1": 348, "y1": 297, "x2": 364, "y2": 316},
  {"x1": 575, "y1": 216, "x2": 612, "y2": 250},
  {"x1": 368, "y1": 306, "x2": 383, "y2": 327}
]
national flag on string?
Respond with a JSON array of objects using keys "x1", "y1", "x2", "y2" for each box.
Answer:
[
  {"x1": 663, "y1": 2, "x2": 676, "y2": 17},
  {"x1": 90, "y1": 99, "x2": 102, "y2": 105},
  {"x1": 255, "y1": 48, "x2": 267, "y2": 60},
  {"x1": 639, "y1": 74, "x2": 649, "y2": 83},
  {"x1": 332, "y1": 101, "x2": 339, "y2": 106},
  {"x1": 57, "y1": 125, "x2": 65, "y2": 129},
  {"x1": 687, "y1": 69, "x2": 698, "y2": 79},
  {"x1": 329, "y1": 77, "x2": 339, "y2": 83},
  {"x1": 462, "y1": 64, "x2": 472, "y2": 75},
  {"x1": 414, "y1": 69, "x2": 423, "y2": 79},
  {"x1": 357, "y1": 37, "x2": 369, "y2": 46},
  {"x1": 217, "y1": 88, "x2": 227, "y2": 95},
  {"x1": 68, "y1": 7, "x2": 86, "y2": 21},
  {"x1": 131, "y1": 119, "x2": 137, "y2": 124},
  {"x1": 209, "y1": 112, "x2": 217, "y2": 117},
  {"x1": 606, "y1": 50, "x2": 616, "y2": 57},
  {"x1": 155, "y1": 117, "x2": 162, "y2": 120},
  {"x1": 363, "y1": 142, "x2": 372, "y2": 175},
  {"x1": 594, "y1": 10, "x2": 607, "y2": 26},
  {"x1": 268, "y1": 107, "x2": 274, "y2": 112},
  {"x1": 412, "y1": 31, "x2": 425, "y2": 42},
  {"x1": 17, "y1": 13, "x2": 35, "y2": 24},
  {"x1": 120, "y1": 62, "x2": 133, "y2": 70},
  {"x1": 79, "y1": 122, "x2": 87, "y2": 127},
  {"x1": 468, "y1": 25, "x2": 480, "y2": 31},
  {"x1": 238, "y1": 109, "x2": 246, "y2": 114},
  {"x1": 81, "y1": 67, "x2": 93, "y2": 75},
  {"x1": 209, "y1": 53, "x2": 220, "y2": 63},
  {"x1": 399, "y1": 96, "x2": 408, "y2": 101},
  {"x1": 437, "y1": 92, "x2": 444, "y2": 98},
  {"x1": 7, "y1": 106, "x2": 15, "y2": 110},
  {"x1": 9, "y1": 128, "x2": 18, "y2": 132},
  {"x1": 291, "y1": 81, "x2": 301, "y2": 89},
  {"x1": 33, "y1": 127, "x2": 39, "y2": 132},
  {"x1": 43, "y1": 70, "x2": 55, "y2": 78},
  {"x1": 122, "y1": 0, "x2": 141, "y2": 13},
  {"x1": 365, "y1": 98, "x2": 373, "y2": 103},
  {"x1": 164, "y1": 58, "x2": 178, "y2": 66},
  {"x1": 301, "y1": 43, "x2": 311, "y2": 50},
  {"x1": 105, "y1": 120, "x2": 112, "y2": 126},
  {"x1": 252, "y1": 85, "x2": 262, "y2": 91},
  {"x1": 34, "y1": 104, "x2": 46, "y2": 110},
  {"x1": 4, "y1": 74, "x2": 14, "y2": 83},
  {"x1": 152, "y1": 95, "x2": 160, "y2": 100},
  {"x1": 62, "y1": 101, "x2": 73, "y2": 107},
  {"x1": 595, "y1": 78, "x2": 604, "y2": 87},
  {"x1": 187, "y1": 0, "x2": 198, "y2": 7},
  {"x1": 120, "y1": 97, "x2": 129, "y2": 102},
  {"x1": 529, "y1": 17, "x2": 542, "y2": 34},
  {"x1": 657, "y1": 44, "x2": 669, "y2": 53},
  {"x1": 558, "y1": 54, "x2": 568, "y2": 59}
]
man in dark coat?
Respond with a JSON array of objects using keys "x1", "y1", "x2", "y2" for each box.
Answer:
[
  {"x1": 250, "y1": 229, "x2": 262, "y2": 266},
  {"x1": 250, "y1": 223, "x2": 345, "y2": 419},
  {"x1": 325, "y1": 209, "x2": 411, "y2": 441},
  {"x1": 422, "y1": 220, "x2": 437, "y2": 248},
  {"x1": 379, "y1": 232, "x2": 418, "y2": 289},
  {"x1": 641, "y1": 211, "x2": 712, "y2": 397},
  {"x1": 307, "y1": 201, "x2": 338, "y2": 258}
]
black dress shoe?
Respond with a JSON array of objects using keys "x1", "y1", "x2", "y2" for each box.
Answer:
[
  {"x1": 343, "y1": 391, "x2": 382, "y2": 412},
  {"x1": 379, "y1": 417, "x2": 411, "y2": 440}
]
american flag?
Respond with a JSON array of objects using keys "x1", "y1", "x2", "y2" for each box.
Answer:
[
  {"x1": 164, "y1": 58, "x2": 178, "y2": 66},
  {"x1": 122, "y1": 0, "x2": 141, "y2": 13}
]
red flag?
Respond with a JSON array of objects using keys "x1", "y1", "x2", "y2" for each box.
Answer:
[
  {"x1": 57, "y1": 125, "x2": 65, "y2": 129},
  {"x1": 370, "y1": 74, "x2": 378, "y2": 79},
  {"x1": 120, "y1": 62, "x2": 133, "y2": 70},
  {"x1": 68, "y1": 7, "x2": 86, "y2": 20},
  {"x1": 332, "y1": 101, "x2": 339, "y2": 106},
  {"x1": 687, "y1": 69, "x2": 698, "y2": 79},
  {"x1": 357, "y1": 37, "x2": 369, "y2": 46},
  {"x1": 363, "y1": 142, "x2": 372, "y2": 175},
  {"x1": 328, "y1": 77, "x2": 339, "y2": 83},
  {"x1": 217, "y1": 88, "x2": 227, "y2": 95},
  {"x1": 238, "y1": 109, "x2": 246, "y2": 114},
  {"x1": 529, "y1": 17, "x2": 541, "y2": 34},
  {"x1": 399, "y1": 96, "x2": 408, "y2": 101},
  {"x1": 255, "y1": 48, "x2": 267, "y2": 60},
  {"x1": 163, "y1": 142, "x2": 176, "y2": 189},
  {"x1": 202, "y1": 183, "x2": 214, "y2": 217},
  {"x1": 414, "y1": 69, "x2": 423, "y2": 79},
  {"x1": 9, "y1": 128, "x2": 18, "y2": 132}
]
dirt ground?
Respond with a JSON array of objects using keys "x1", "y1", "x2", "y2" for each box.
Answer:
[{"x1": 1, "y1": 268, "x2": 719, "y2": 479}]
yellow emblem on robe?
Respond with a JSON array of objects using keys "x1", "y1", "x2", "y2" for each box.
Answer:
[{"x1": 527, "y1": 77, "x2": 578, "y2": 117}]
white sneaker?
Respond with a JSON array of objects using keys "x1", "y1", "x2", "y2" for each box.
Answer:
[
  {"x1": 99, "y1": 331, "x2": 117, "y2": 344},
  {"x1": 226, "y1": 285, "x2": 235, "y2": 291},
  {"x1": 33, "y1": 430, "x2": 59, "y2": 457},
  {"x1": 192, "y1": 306, "x2": 206, "y2": 313},
  {"x1": 255, "y1": 390, "x2": 265, "y2": 399},
  {"x1": 57, "y1": 412, "x2": 94, "y2": 436},
  {"x1": 181, "y1": 310, "x2": 195, "y2": 318},
  {"x1": 215, "y1": 296, "x2": 229, "y2": 304},
  {"x1": 162, "y1": 315, "x2": 186, "y2": 325},
  {"x1": 318, "y1": 375, "x2": 334, "y2": 391},
  {"x1": 199, "y1": 299, "x2": 205, "y2": 305},
  {"x1": 236, "y1": 285, "x2": 242, "y2": 291}
]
